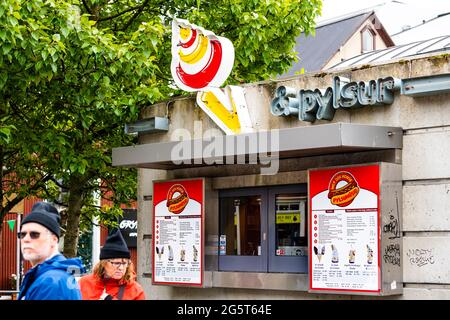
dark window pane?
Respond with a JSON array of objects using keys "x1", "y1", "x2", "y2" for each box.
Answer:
[{"x1": 219, "y1": 196, "x2": 261, "y2": 256}]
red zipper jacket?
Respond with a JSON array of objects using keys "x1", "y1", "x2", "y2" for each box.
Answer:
[{"x1": 79, "y1": 273, "x2": 145, "y2": 300}]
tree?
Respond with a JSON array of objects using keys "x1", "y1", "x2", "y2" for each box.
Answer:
[
  {"x1": 1, "y1": 0, "x2": 321, "y2": 257},
  {"x1": 1, "y1": 0, "x2": 164, "y2": 256}
]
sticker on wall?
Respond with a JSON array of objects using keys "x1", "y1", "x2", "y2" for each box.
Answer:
[{"x1": 309, "y1": 165, "x2": 381, "y2": 294}]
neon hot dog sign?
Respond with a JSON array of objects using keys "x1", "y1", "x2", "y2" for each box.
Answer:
[{"x1": 270, "y1": 76, "x2": 401, "y2": 122}]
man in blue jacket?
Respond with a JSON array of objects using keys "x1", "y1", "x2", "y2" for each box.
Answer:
[{"x1": 18, "y1": 202, "x2": 85, "y2": 300}]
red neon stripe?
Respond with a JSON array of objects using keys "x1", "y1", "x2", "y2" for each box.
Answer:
[
  {"x1": 176, "y1": 40, "x2": 222, "y2": 89},
  {"x1": 180, "y1": 29, "x2": 197, "y2": 49}
]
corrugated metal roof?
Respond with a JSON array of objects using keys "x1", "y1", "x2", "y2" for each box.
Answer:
[
  {"x1": 328, "y1": 35, "x2": 450, "y2": 70},
  {"x1": 392, "y1": 12, "x2": 450, "y2": 45},
  {"x1": 280, "y1": 12, "x2": 373, "y2": 77}
]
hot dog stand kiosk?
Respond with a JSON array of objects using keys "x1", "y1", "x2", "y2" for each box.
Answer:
[
  {"x1": 112, "y1": 53, "x2": 450, "y2": 299},
  {"x1": 113, "y1": 121, "x2": 403, "y2": 296}
]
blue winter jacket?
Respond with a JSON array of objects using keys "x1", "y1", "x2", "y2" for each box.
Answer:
[{"x1": 18, "y1": 254, "x2": 85, "y2": 300}]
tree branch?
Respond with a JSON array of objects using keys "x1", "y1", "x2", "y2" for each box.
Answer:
[
  {"x1": 120, "y1": 0, "x2": 150, "y2": 31},
  {"x1": 28, "y1": 173, "x2": 52, "y2": 192},
  {"x1": 40, "y1": 187, "x2": 68, "y2": 207},
  {"x1": 1, "y1": 173, "x2": 51, "y2": 216},
  {"x1": 97, "y1": 4, "x2": 143, "y2": 22},
  {"x1": 49, "y1": 176, "x2": 69, "y2": 189},
  {"x1": 81, "y1": 0, "x2": 92, "y2": 14}
]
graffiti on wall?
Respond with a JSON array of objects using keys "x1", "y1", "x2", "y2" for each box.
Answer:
[
  {"x1": 383, "y1": 243, "x2": 401, "y2": 266},
  {"x1": 407, "y1": 248, "x2": 435, "y2": 267}
]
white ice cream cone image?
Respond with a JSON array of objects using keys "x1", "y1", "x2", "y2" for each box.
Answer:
[
  {"x1": 314, "y1": 245, "x2": 325, "y2": 263},
  {"x1": 367, "y1": 245, "x2": 373, "y2": 264},
  {"x1": 349, "y1": 249, "x2": 356, "y2": 264},
  {"x1": 331, "y1": 244, "x2": 339, "y2": 263},
  {"x1": 193, "y1": 245, "x2": 198, "y2": 262},
  {"x1": 168, "y1": 245, "x2": 174, "y2": 261},
  {"x1": 156, "y1": 246, "x2": 164, "y2": 260}
]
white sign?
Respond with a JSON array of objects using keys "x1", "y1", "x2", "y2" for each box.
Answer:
[
  {"x1": 309, "y1": 166, "x2": 380, "y2": 293},
  {"x1": 153, "y1": 179, "x2": 204, "y2": 286},
  {"x1": 171, "y1": 18, "x2": 234, "y2": 92}
]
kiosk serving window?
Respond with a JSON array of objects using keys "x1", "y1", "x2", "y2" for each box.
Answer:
[
  {"x1": 274, "y1": 194, "x2": 306, "y2": 256},
  {"x1": 219, "y1": 195, "x2": 262, "y2": 256},
  {"x1": 219, "y1": 185, "x2": 308, "y2": 273}
]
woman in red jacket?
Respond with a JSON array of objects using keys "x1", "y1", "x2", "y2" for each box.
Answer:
[{"x1": 79, "y1": 229, "x2": 145, "y2": 300}]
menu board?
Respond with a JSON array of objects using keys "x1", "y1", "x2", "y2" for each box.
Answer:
[
  {"x1": 309, "y1": 165, "x2": 380, "y2": 293},
  {"x1": 152, "y1": 179, "x2": 204, "y2": 286}
]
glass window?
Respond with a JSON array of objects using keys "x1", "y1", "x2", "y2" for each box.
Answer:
[
  {"x1": 219, "y1": 188, "x2": 267, "y2": 272},
  {"x1": 219, "y1": 196, "x2": 261, "y2": 256},
  {"x1": 268, "y1": 185, "x2": 308, "y2": 273},
  {"x1": 275, "y1": 194, "x2": 307, "y2": 257},
  {"x1": 362, "y1": 29, "x2": 374, "y2": 52},
  {"x1": 219, "y1": 185, "x2": 308, "y2": 273}
]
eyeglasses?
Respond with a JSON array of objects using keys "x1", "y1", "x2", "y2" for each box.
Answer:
[
  {"x1": 107, "y1": 260, "x2": 129, "y2": 268},
  {"x1": 17, "y1": 231, "x2": 41, "y2": 240}
]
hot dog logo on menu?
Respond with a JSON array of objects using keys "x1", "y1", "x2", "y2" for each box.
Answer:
[
  {"x1": 166, "y1": 184, "x2": 189, "y2": 214},
  {"x1": 327, "y1": 171, "x2": 359, "y2": 207}
]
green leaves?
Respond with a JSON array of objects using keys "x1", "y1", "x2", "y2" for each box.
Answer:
[
  {"x1": 0, "y1": 125, "x2": 15, "y2": 144},
  {"x1": 69, "y1": 159, "x2": 89, "y2": 175},
  {"x1": 1, "y1": 0, "x2": 322, "y2": 255},
  {"x1": 179, "y1": 0, "x2": 321, "y2": 82}
]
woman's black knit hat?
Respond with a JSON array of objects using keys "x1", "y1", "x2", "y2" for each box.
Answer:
[
  {"x1": 100, "y1": 228, "x2": 131, "y2": 260},
  {"x1": 21, "y1": 202, "x2": 61, "y2": 239}
]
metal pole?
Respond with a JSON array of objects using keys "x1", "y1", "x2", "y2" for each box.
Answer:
[
  {"x1": 92, "y1": 216, "x2": 100, "y2": 268},
  {"x1": 16, "y1": 213, "x2": 21, "y2": 291},
  {"x1": 234, "y1": 201, "x2": 241, "y2": 255},
  {"x1": 91, "y1": 181, "x2": 101, "y2": 269}
]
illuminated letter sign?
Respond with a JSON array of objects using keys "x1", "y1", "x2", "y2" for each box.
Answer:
[{"x1": 271, "y1": 76, "x2": 401, "y2": 122}]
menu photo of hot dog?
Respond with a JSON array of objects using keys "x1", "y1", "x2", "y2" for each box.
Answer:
[{"x1": 154, "y1": 182, "x2": 202, "y2": 216}]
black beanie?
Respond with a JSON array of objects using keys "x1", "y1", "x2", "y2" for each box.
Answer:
[
  {"x1": 100, "y1": 228, "x2": 130, "y2": 260},
  {"x1": 21, "y1": 202, "x2": 61, "y2": 239}
]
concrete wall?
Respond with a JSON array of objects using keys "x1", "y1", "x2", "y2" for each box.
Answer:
[{"x1": 136, "y1": 53, "x2": 450, "y2": 300}]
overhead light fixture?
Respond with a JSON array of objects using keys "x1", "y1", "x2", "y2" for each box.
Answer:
[{"x1": 124, "y1": 117, "x2": 169, "y2": 135}]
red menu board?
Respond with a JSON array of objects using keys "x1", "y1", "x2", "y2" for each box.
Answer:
[
  {"x1": 309, "y1": 165, "x2": 380, "y2": 293},
  {"x1": 152, "y1": 179, "x2": 204, "y2": 286}
]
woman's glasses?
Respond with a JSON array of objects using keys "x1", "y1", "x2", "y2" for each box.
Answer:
[
  {"x1": 17, "y1": 231, "x2": 41, "y2": 239},
  {"x1": 107, "y1": 260, "x2": 129, "y2": 268}
]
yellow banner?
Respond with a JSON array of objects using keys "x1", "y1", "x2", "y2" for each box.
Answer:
[{"x1": 276, "y1": 212, "x2": 300, "y2": 224}]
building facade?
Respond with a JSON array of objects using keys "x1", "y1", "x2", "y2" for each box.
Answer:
[{"x1": 113, "y1": 52, "x2": 450, "y2": 299}]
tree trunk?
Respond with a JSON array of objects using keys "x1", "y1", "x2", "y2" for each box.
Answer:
[
  {"x1": 0, "y1": 223, "x2": 3, "y2": 262},
  {"x1": 0, "y1": 145, "x2": 4, "y2": 256},
  {"x1": 63, "y1": 175, "x2": 85, "y2": 258}
]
